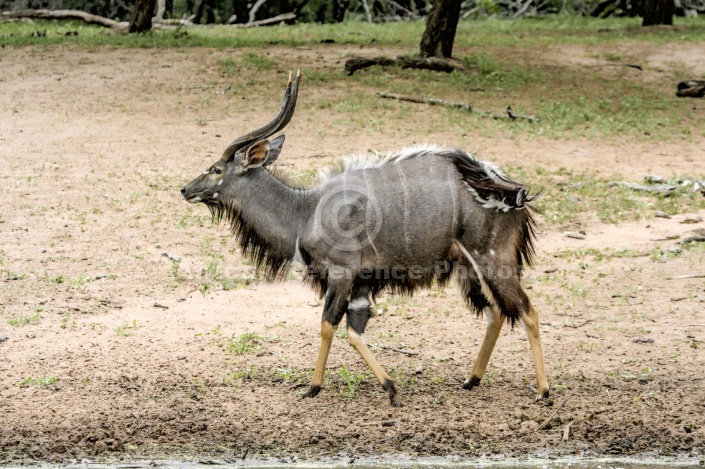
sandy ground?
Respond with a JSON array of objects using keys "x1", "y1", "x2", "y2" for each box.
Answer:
[{"x1": 1, "y1": 41, "x2": 705, "y2": 464}]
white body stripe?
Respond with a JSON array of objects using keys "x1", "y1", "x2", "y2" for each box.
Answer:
[{"x1": 456, "y1": 241, "x2": 496, "y2": 309}]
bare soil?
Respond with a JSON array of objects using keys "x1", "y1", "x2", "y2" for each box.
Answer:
[{"x1": 1, "y1": 42, "x2": 704, "y2": 464}]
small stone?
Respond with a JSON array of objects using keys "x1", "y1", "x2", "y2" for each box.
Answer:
[
  {"x1": 0, "y1": 334, "x2": 8, "y2": 343},
  {"x1": 565, "y1": 231, "x2": 586, "y2": 240},
  {"x1": 655, "y1": 210, "x2": 672, "y2": 219},
  {"x1": 633, "y1": 337, "x2": 654, "y2": 344},
  {"x1": 681, "y1": 215, "x2": 703, "y2": 224},
  {"x1": 414, "y1": 366, "x2": 424, "y2": 375}
]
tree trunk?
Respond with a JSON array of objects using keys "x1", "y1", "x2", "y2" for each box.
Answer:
[
  {"x1": 642, "y1": 0, "x2": 673, "y2": 25},
  {"x1": 419, "y1": 0, "x2": 462, "y2": 58},
  {"x1": 128, "y1": 0, "x2": 157, "y2": 31}
]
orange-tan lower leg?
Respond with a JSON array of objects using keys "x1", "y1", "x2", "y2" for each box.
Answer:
[
  {"x1": 347, "y1": 327, "x2": 400, "y2": 407},
  {"x1": 303, "y1": 320, "x2": 337, "y2": 398},
  {"x1": 520, "y1": 301, "x2": 549, "y2": 400},
  {"x1": 463, "y1": 306, "x2": 504, "y2": 390}
]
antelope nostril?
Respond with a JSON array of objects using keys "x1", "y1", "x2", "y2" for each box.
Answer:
[{"x1": 181, "y1": 187, "x2": 186, "y2": 195}]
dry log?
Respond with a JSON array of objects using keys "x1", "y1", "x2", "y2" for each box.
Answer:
[
  {"x1": 667, "y1": 273, "x2": 705, "y2": 280},
  {"x1": 536, "y1": 398, "x2": 569, "y2": 431},
  {"x1": 248, "y1": 0, "x2": 268, "y2": 23},
  {"x1": 1, "y1": 9, "x2": 121, "y2": 27},
  {"x1": 154, "y1": 0, "x2": 166, "y2": 20},
  {"x1": 378, "y1": 92, "x2": 471, "y2": 112},
  {"x1": 153, "y1": 17, "x2": 194, "y2": 26},
  {"x1": 345, "y1": 56, "x2": 461, "y2": 76},
  {"x1": 0, "y1": 8, "x2": 191, "y2": 28},
  {"x1": 377, "y1": 92, "x2": 539, "y2": 122},
  {"x1": 227, "y1": 12, "x2": 295, "y2": 26},
  {"x1": 379, "y1": 345, "x2": 420, "y2": 356},
  {"x1": 677, "y1": 80, "x2": 705, "y2": 98},
  {"x1": 609, "y1": 181, "x2": 676, "y2": 196}
]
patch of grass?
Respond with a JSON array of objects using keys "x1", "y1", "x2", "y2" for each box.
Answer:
[
  {"x1": 17, "y1": 376, "x2": 58, "y2": 389},
  {"x1": 338, "y1": 365, "x2": 367, "y2": 398},
  {"x1": 7, "y1": 313, "x2": 42, "y2": 327},
  {"x1": 226, "y1": 332, "x2": 280, "y2": 355},
  {"x1": 4, "y1": 17, "x2": 705, "y2": 49},
  {"x1": 3, "y1": 19, "x2": 701, "y2": 140},
  {"x1": 114, "y1": 320, "x2": 140, "y2": 337},
  {"x1": 3, "y1": 269, "x2": 27, "y2": 280},
  {"x1": 222, "y1": 366, "x2": 260, "y2": 385},
  {"x1": 507, "y1": 167, "x2": 705, "y2": 224},
  {"x1": 273, "y1": 367, "x2": 310, "y2": 385}
]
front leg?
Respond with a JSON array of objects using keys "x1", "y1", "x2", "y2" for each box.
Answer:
[
  {"x1": 303, "y1": 279, "x2": 351, "y2": 399},
  {"x1": 302, "y1": 320, "x2": 337, "y2": 398}
]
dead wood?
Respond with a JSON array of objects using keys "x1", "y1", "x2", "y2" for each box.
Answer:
[
  {"x1": 378, "y1": 92, "x2": 471, "y2": 111},
  {"x1": 345, "y1": 56, "x2": 461, "y2": 76},
  {"x1": 680, "y1": 235, "x2": 705, "y2": 244},
  {"x1": 676, "y1": 80, "x2": 705, "y2": 98},
  {"x1": 609, "y1": 181, "x2": 676, "y2": 196},
  {"x1": 227, "y1": 12, "x2": 295, "y2": 26},
  {"x1": 377, "y1": 92, "x2": 538, "y2": 122},
  {"x1": 248, "y1": 0, "x2": 267, "y2": 23},
  {"x1": 563, "y1": 320, "x2": 593, "y2": 328},
  {"x1": 667, "y1": 273, "x2": 705, "y2": 280},
  {"x1": 360, "y1": 420, "x2": 397, "y2": 426},
  {"x1": 0, "y1": 9, "x2": 192, "y2": 28},
  {"x1": 379, "y1": 345, "x2": 419, "y2": 355},
  {"x1": 1, "y1": 9, "x2": 122, "y2": 27},
  {"x1": 536, "y1": 398, "x2": 569, "y2": 431}
]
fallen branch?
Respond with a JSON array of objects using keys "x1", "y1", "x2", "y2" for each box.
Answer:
[
  {"x1": 228, "y1": 12, "x2": 295, "y2": 26},
  {"x1": 562, "y1": 422, "x2": 572, "y2": 441},
  {"x1": 378, "y1": 92, "x2": 471, "y2": 112},
  {"x1": 668, "y1": 273, "x2": 705, "y2": 280},
  {"x1": 609, "y1": 181, "x2": 676, "y2": 196},
  {"x1": 680, "y1": 235, "x2": 705, "y2": 244},
  {"x1": 359, "y1": 420, "x2": 396, "y2": 427},
  {"x1": 1, "y1": 9, "x2": 121, "y2": 27},
  {"x1": 677, "y1": 80, "x2": 705, "y2": 98},
  {"x1": 345, "y1": 56, "x2": 461, "y2": 75},
  {"x1": 536, "y1": 397, "x2": 569, "y2": 431},
  {"x1": 563, "y1": 320, "x2": 593, "y2": 329},
  {"x1": 1, "y1": 9, "x2": 193, "y2": 28},
  {"x1": 380, "y1": 345, "x2": 419, "y2": 356},
  {"x1": 248, "y1": 0, "x2": 268, "y2": 23},
  {"x1": 378, "y1": 92, "x2": 538, "y2": 122}
]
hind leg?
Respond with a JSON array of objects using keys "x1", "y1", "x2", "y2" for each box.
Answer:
[
  {"x1": 346, "y1": 286, "x2": 400, "y2": 406},
  {"x1": 520, "y1": 299, "x2": 549, "y2": 400}
]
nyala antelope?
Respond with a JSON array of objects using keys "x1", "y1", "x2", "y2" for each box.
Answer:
[{"x1": 181, "y1": 70, "x2": 549, "y2": 406}]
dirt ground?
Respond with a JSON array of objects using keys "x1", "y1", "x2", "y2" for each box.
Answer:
[{"x1": 1, "y1": 41, "x2": 705, "y2": 464}]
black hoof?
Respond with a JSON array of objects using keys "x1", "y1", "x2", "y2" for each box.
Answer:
[
  {"x1": 461, "y1": 376, "x2": 481, "y2": 390},
  {"x1": 302, "y1": 385, "x2": 321, "y2": 399},
  {"x1": 383, "y1": 379, "x2": 401, "y2": 407},
  {"x1": 537, "y1": 389, "x2": 550, "y2": 401}
]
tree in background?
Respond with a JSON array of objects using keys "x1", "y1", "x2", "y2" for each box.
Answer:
[
  {"x1": 419, "y1": 0, "x2": 462, "y2": 58},
  {"x1": 642, "y1": 0, "x2": 673, "y2": 25},
  {"x1": 128, "y1": 0, "x2": 156, "y2": 31}
]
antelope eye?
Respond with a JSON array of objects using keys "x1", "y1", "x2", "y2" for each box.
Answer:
[{"x1": 214, "y1": 167, "x2": 222, "y2": 175}]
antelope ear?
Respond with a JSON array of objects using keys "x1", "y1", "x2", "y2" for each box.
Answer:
[{"x1": 243, "y1": 135, "x2": 285, "y2": 168}]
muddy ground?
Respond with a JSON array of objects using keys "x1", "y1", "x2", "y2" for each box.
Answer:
[{"x1": 1, "y1": 39, "x2": 705, "y2": 464}]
